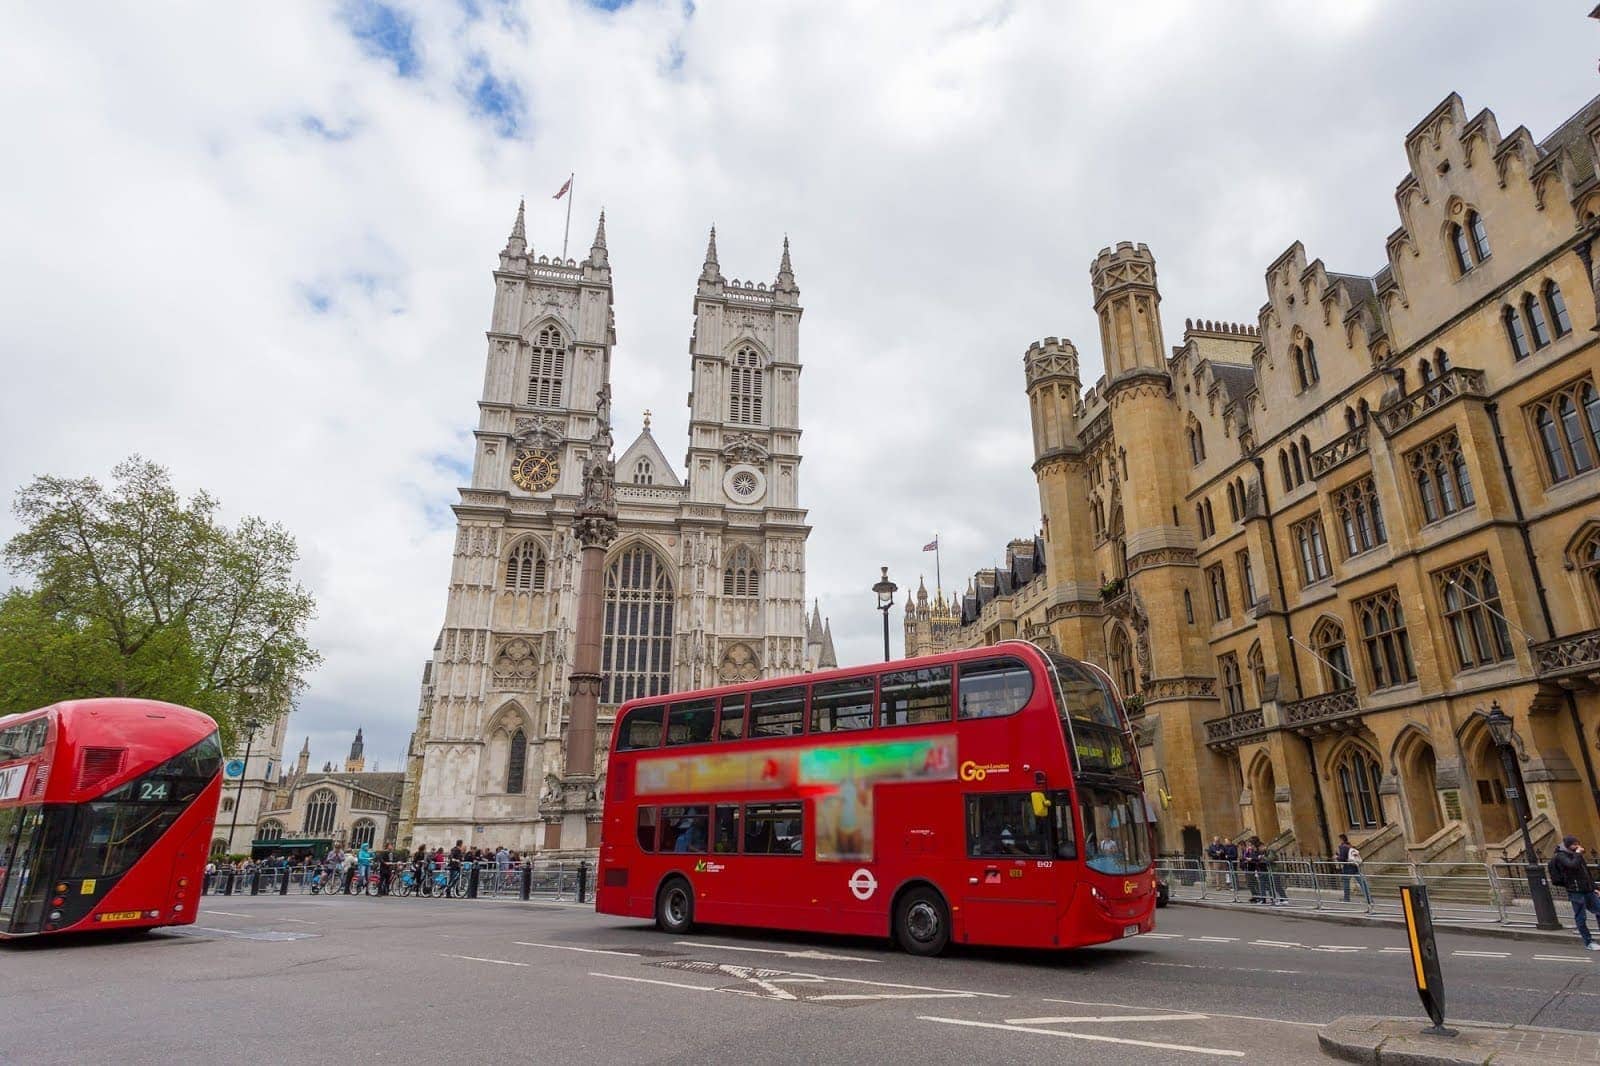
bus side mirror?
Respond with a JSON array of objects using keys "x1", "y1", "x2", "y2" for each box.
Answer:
[{"x1": 1030, "y1": 791, "x2": 1051, "y2": 818}]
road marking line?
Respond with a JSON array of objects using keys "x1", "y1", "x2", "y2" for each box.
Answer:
[
  {"x1": 1533, "y1": 955, "x2": 1594, "y2": 963},
  {"x1": 810, "y1": 993, "x2": 975, "y2": 1001},
  {"x1": 1452, "y1": 950, "x2": 1510, "y2": 958},
  {"x1": 1250, "y1": 939, "x2": 1300, "y2": 948},
  {"x1": 1143, "y1": 962, "x2": 1303, "y2": 975},
  {"x1": 657, "y1": 960, "x2": 1006, "y2": 999},
  {"x1": 440, "y1": 954, "x2": 528, "y2": 967},
  {"x1": 1141, "y1": 932, "x2": 1182, "y2": 939},
  {"x1": 1311, "y1": 945, "x2": 1367, "y2": 953},
  {"x1": 1041, "y1": 998, "x2": 1327, "y2": 1029},
  {"x1": 279, "y1": 918, "x2": 318, "y2": 924},
  {"x1": 514, "y1": 941, "x2": 641, "y2": 957},
  {"x1": 201, "y1": 910, "x2": 250, "y2": 917},
  {"x1": 1379, "y1": 947, "x2": 1410, "y2": 954},
  {"x1": 1191, "y1": 936, "x2": 1239, "y2": 943},
  {"x1": 918, "y1": 1016, "x2": 1245, "y2": 1057},
  {"x1": 590, "y1": 972, "x2": 728, "y2": 994},
  {"x1": 1008, "y1": 1014, "x2": 1209, "y2": 1025},
  {"x1": 673, "y1": 939, "x2": 879, "y2": 962}
]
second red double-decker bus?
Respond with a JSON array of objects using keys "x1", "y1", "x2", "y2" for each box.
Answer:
[
  {"x1": 0, "y1": 698, "x2": 222, "y2": 938},
  {"x1": 596, "y1": 640, "x2": 1155, "y2": 955}
]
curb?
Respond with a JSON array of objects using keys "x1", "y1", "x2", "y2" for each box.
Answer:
[
  {"x1": 1318, "y1": 1014, "x2": 1600, "y2": 1065},
  {"x1": 1170, "y1": 898, "x2": 1575, "y2": 945}
]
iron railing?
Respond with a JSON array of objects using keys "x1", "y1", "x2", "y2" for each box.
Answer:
[{"x1": 200, "y1": 861, "x2": 592, "y2": 904}]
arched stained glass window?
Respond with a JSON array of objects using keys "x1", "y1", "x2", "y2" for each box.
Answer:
[
  {"x1": 304, "y1": 789, "x2": 337, "y2": 836},
  {"x1": 603, "y1": 545, "x2": 676, "y2": 704},
  {"x1": 506, "y1": 728, "x2": 527, "y2": 794}
]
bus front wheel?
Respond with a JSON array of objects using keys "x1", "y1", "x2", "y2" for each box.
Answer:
[
  {"x1": 655, "y1": 877, "x2": 694, "y2": 934},
  {"x1": 894, "y1": 886, "x2": 949, "y2": 957}
]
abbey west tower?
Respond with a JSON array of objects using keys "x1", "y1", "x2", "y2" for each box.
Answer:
[{"x1": 398, "y1": 209, "x2": 812, "y2": 853}]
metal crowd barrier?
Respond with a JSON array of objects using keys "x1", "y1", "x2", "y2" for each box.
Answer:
[
  {"x1": 1156, "y1": 857, "x2": 1598, "y2": 931},
  {"x1": 201, "y1": 860, "x2": 592, "y2": 903}
]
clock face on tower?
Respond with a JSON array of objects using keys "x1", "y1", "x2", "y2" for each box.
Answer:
[{"x1": 510, "y1": 448, "x2": 559, "y2": 492}]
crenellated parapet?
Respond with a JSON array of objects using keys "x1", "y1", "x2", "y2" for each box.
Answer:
[{"x1": 1024, "y1": 336, "x2": 1080, "y2": 387}]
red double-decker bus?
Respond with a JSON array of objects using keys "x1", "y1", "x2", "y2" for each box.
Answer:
[
  {"x1": 0, "y1": 698, "x2": 221, "y2": 938},
  {"x1": 596, "y1": 641, "x2": 1155, "y2": 955}
]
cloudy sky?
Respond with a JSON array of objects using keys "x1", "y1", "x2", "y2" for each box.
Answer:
[{"x1": 2, "y1": 2, "x2": 1593, "y2": 770}]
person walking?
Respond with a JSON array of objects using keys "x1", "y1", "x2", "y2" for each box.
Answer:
[
  {"x1": 1547, "y1": 834, "x2": 1600, "y2": 951},
  {"x1": 1337, "y1": 833, "x2": 1372, "y2": 905},
  {"x1": 1243, "y1": 837, "x2": 1264, "y2": 903}
]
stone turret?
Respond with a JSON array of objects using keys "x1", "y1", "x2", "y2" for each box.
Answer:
[
  {"x1": 345, "y1": 728, "x2": 366, "y2": 773},
  {"x1": 1025, "y1": 336, "x2": 1082, "y2": 459},
  {"x1": 1091, "y1": 241, "x2": 1167, "y2": 378}
]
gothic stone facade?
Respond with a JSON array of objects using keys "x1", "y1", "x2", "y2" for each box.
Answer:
[
  {"x1": 398, "y1": 212, "x2": 812, "y2": 854},
  {"x1": 910, "y1": 90, "x2": 1600, "y2": 866}
]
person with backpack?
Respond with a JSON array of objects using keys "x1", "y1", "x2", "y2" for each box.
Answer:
[
  {"x1": 1547, "y1": 834, "x2": 1600, "y2": 951},
  {"x1": 1337, "y1": 833, "x2": 1372, "y2": 904}
]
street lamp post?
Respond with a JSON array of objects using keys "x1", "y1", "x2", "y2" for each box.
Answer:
[
  {"x1": 872, "y1": 565, "x2": 898, "y2": 663},
  {"x1": 225, "y1": 654, "x2": 274, "y2": 859},
  {"x1": 225, "y1": 722, "x2": 258, "y2": 856},
  {"x1": 1483, "y1": 701, "x2": 1561, "y2": 931}
]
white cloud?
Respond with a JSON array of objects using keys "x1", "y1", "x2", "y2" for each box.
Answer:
[{"x1": 1, "y1": 1, "x2": 1592, "y2": 768}]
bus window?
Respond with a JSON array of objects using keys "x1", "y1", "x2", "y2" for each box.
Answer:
[
  {"x1": 749, "y1": 687, "x2": 806, "y2": 738},
  {"x1": 636, "y1": 807, "x2": 659, "y2": 852},
  {"x1": 618, "y1": 705, "x2": 665, "y2": 751},
  {"x1": 666, "y1": 699, "x2": 716, "y2": 746},
  {"x1": 810, "y1": 677, "x2": 874, "y2": 733},
  {"x1": 717, "y1": 694, "x2": 747, "y2": 741},
  {"x1": 1048, "y1": 656, "x2": 1121, "y2": 730},
  {"x1": 880, "y1": 666, "x2": 952, "y2": 726},
  {"x1": 744, "y1": 802, "x2": 803, "y2": 854},
  {"x1": 660, "y1": 806, "x2": 709, "y2": 853},
  {"x1": 0, "y1": 718, "x2": 47, "y2": 761},
  {"x1": 964, "y1": 793, "x2": 1050, "y2": 857},
  {"x1": 1050, "y1": 791, "x2": 1078, "y2": 859},
  {"x1": 712, "y1": 805, "x2": 740, "y2": 853},
  {"x1": 957, "y1": 657, "x2": 1034, "y2": 719},
  {"x1": 1080, "y1": 787, "x2": 1152, "y2": 874}
]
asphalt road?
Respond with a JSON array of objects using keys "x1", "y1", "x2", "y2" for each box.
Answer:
[{"x1": 2, "y1": 895, "x2": 1596, "y2": 1064}]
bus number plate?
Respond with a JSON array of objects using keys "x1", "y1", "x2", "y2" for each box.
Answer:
[
  {"x1": 1123, "y1": 924, "x2": 1140, "y2": 938},
  {"x1": 97, "y1": 911, "x2": 143, "y2": 923}
]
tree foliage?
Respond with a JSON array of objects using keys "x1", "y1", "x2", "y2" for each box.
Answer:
[{"x1": 1, "y1": 456, "x2": 321, "y2": 747}]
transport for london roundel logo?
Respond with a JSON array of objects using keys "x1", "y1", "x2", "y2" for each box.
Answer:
[{"x1": 848, "y1": 868, "x2": 878, "y2": 901}]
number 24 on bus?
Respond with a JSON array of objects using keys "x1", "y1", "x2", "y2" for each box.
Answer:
[{"x1": 597, "y1": 641, "x2": 1157, "y2": 956}]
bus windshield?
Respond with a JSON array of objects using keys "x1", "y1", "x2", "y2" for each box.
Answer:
[
  {"x1": 1044, "y1": 654, "x2": 1137, "y2": 779},
  {"x1": 1080, "y1": 786, "x2": 1152, "y2": 875}
]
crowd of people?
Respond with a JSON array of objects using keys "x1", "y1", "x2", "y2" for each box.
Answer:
[
  {"x1": 203, "y1": 840, "x2": 539, "y2": 896},
  {"x1": 1201, "y1": 832, "x2": 1372, "y2": 906}
]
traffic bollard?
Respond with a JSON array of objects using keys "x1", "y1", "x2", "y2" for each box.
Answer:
[
  {"x1": 467, "y1": 863, "x2": 479, "y2": 899},
  {"x1": 520, "y1": 863, "x2": 532, "y2": 901},
  {"x1": 250, "y1": 868, "x2": 262, "y2": 895},
  {"x1": 279, "y1": 869, "x2": 290, "y2": 895},
  {"x1": 223, "y1": 870, "x2": 235, "y2": 896}
]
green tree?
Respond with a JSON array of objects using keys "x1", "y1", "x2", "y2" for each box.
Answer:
[{"x1": 1, "y1": 456, "x2": 321, "y2": 747}]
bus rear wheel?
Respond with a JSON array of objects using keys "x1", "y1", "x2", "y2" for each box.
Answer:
[
  {"x1": 656, "y1": 877, "x2": 694, "y2": 934},
  {"x1": 894, "y1": 886, "x2": 949, "y2": 957}
]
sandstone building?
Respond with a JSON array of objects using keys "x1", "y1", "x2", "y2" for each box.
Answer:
[
  {"x1": 397, "y1": 212, "x2": 815, "y2": 853},
  {"x1": 909, "y1": 91, "x2": 1600, "y2": 867}
]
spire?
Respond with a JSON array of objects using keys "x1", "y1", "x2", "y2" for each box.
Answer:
[
  {"x1": 819, "y1": 617, "x2": 838, "y2": 670},
  {"x1": 587, "y1": 209, "x2": 608, "y2": 269},
  {"x1": 808, "y1": 599, "x2": 824, "y2": 643},
  {"x1": 775, "y1": 234, "x2": 798, "y2": 296},
  {"x1": 700, "y1": 225, "x2": 723, "y2": 284},
  {"x1": 349, "y1": 728, "x2": 364, "y2": 760},
  {"x1": 300, "y1": 736, "x2": 310, "y2": 756},
  {"x1": 504, "y1": 198, "x2": 527, "y2": 257}
]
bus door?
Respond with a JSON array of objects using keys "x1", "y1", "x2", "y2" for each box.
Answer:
[
  {"x1": 958, "y1": 791, "x2": 1058, "y2": 947},
  {"x1": 0, "y1": 807, "x2": 46, "y2": 933}
]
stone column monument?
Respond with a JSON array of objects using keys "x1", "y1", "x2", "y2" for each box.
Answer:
[{"x1": 558, "y1": 385, "x2": 618, "y2": 851}]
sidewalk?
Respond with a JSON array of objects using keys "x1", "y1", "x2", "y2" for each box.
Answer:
[
  {"x1": 1170, "y1": 896, "x2": 1580, "y2": 944},
  {"x1": 1320, "y1": 1015, "x2": 1600, "y2": 1065}
]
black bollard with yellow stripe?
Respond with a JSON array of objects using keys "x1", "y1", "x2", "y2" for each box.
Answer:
[{"x1": 1399, "y1": 883, "x2": 1456, "y2": 1037}]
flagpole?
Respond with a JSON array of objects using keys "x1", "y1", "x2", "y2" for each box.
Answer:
[
  {"x1": 561, "y1": 172, "x2": 574, "y2": 260},
  {"x1": 935, "y1": 534, "x2": 942, "y2": 598}
]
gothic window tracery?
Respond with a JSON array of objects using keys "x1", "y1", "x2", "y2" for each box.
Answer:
[
  {"x1": 526, "y1": 325, "x2": 566, "y2": 409},
  {"x1": 602, "y1": 545, "x2": 676, "y2": 704},
  {"x1": 351, "y1": 819, "x2": 377, "y2": 847},
  {"x1": 1334, "y1": 746, "x2": 1384, "y2": 830},
  {"x1": 1109, "y1": 625, "x2": 1136, "y2": 698},
  {"x1": 506, "y1": 727, "x2": 527, "y2": 794},
  {"x1": 504, "y1": 539, "x2": 547, "y2": 592},
  {"x1": 723, "y1": 546, "x2": 760, "y2": 598},
  {"x1": 1543, "y1": 281, "x2": 1572, "y2": 338},
  {"x1": 1246, "y1": 641, "x2": 1266, "y2": 704},
  {"x1": 258, "y1": 819, "x2": 285, "y2": 841},
  {"x1": 1312, "y1": 617, "x2": 1354, "y2": 692},
  {"x1": 304, "y1": 789, "x2": 337, "y2": 836},
  {"x1": 1576, "y1": 527, "x2": 1600, "y2": 619},
  {"x1": 1292, "y1": 515, "x2": 1331, "y2": 585},
  {"x1": 633, "y1": 458, "x2": 654, "y2": 485},
  {"x1": 1435, "y1": 556, "x2": 1514, "y2": 671},
  {"x1": 729, "y1": 346, "x2": 765, "y2": 425},
  {"x1": 1526, "y1": 379, "x2": 1599, "y2": 484},
  {"x1": 1332, "y1": 476, "x2": 1387, "y2": 557},
  {"x1": 1355, "y1": 588, "x2": 1416, "y2": 690},
  {"x1": 1406, "y1": 430, "x2": 1475, "y2": 522},
  {"x1": 1218, "y1": 653, "x2": 1245, "y2": 715}
]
